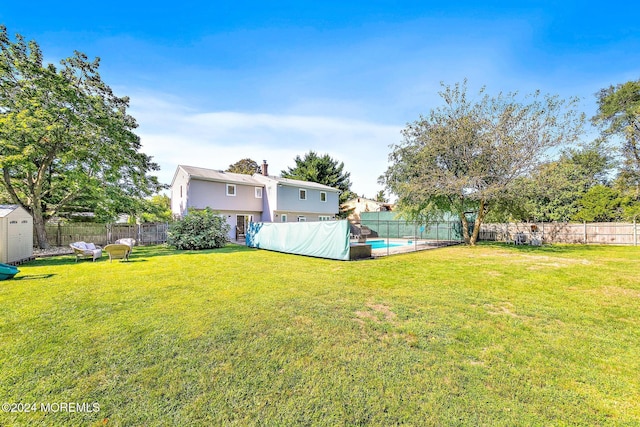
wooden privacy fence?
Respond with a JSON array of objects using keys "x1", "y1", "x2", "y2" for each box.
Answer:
[
  {"x1": 38, "y1": 222, "x2": 169, "y2": 247},
  {"x1": 479, "y1": 222, "x2": 640, "y2": 246}
]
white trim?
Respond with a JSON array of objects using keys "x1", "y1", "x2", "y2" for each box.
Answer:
[
  {"x1": 299, "y1": 188, "x2": 307, "y2": 200},
  {"x1": 320, "y1": 191, "x2": 327, "y2": 202},
  {"x1": 297, "y1": 216, "x2": 306, "y2": 222},
  {"x1": 255, "y1": 187, "x2": 263, "y2": 198},
  {"x1": 281, "y1": 214, "x2": 287, "y2": 223},
  {"x1": 226, "y1": 183, "x2": 236, "y2": 196},
  {"x1": 319, "y1": 215, "x2": 331, "y2": 221}
]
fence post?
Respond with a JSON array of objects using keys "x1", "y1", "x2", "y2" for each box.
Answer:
[
  {"x1": 634, "y1": 219, "x2": 637, "y2": 247},
  {"x1": 386, "y1": 220, "x2": 390, "y2": 256},
  {"x1": 583, "y1": 221, "x2": 587, "y2": 244}
]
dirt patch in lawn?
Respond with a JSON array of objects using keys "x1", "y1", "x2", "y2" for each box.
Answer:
[
  {"x1": 485, "y1": 302, "x2": 532, "y2": 320},
  {"x1": 354, "y1": 302, "x2": 397, "y2": 324}
]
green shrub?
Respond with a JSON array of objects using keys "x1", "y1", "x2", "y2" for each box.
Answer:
[{"x1": 167, "y1": 208, "x2": 230, "y2": 250}]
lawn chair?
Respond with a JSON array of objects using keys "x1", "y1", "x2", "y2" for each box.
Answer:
[
  {"x1": 115, "y1": 238, "x2": 135, "y2": 248},
  {"x1": 103, "y1": 244, "x2": 132, "y2": 262},
  {"x1": 115, "y1": 238, "x2": 135, "y2": 260},
  {"x1": 530, "y1": 225, "x2": 543, "y2": 246},
  {"x1": 70, "y1": 241, "x2": 103, "y2": 262}
]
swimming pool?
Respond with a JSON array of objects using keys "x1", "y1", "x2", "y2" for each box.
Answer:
[{"x1": 367, "y1": 239, "x2": 411, "y2": 250}]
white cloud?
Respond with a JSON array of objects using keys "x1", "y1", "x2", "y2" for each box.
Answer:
[{"x1": 129, "y1": 93, "x2": 402, "y2": 198}]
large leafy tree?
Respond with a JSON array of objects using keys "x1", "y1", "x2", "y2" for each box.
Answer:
[
  {"x1": 573, "y1": 185, "x2": 624, "y2": 222},
  {"x1": 587, "y1": 80, "x2": 640, "y2": 221},
  {"x1": 282, "y1": 151, "x2": 356, "y2": 216},
  {"x1": 0, "y1": 27, "x2": 162, "y2": 248},
  {"x1": 139, "y1": 194, "x2": 173, "y2": 223},
  {"x1": 381, "y1": 81, "x2": 584, "y2": 245},
  {"x1": 0, "y1": 183, "x2": 9, "y2": 203},
  {"x1": 226, "y1": 158, "x2": 260, "y2": 175},
  {"x1": 500, "y1": 142, "x2": 615, "y2": 222},
  {"x1": 593, "y1": 80, "x2": 640, "y2": 211}
]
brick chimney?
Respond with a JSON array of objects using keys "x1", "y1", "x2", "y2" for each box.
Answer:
[{"x1": 261, "y1": 160, "x2": 268, "y2": 176}]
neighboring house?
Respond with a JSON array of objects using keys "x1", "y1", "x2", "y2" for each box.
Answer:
[
  {"x1": 341, "y1": 197, "x2": 394, "y2": 223},
  {"x1": 170, "y1": 162, "x2": 340, "y2": 240}
]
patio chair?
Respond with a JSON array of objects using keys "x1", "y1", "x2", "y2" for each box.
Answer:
[
  {"x1": 103, "y1": 243, "x2": 132, "y2": 262},
  {"x1": 115, "y1": 238, "x2": 135, "y2": 248},
  {"x1": 70, "y1": 241, "x2": 103, "y2": 262},
  {"x1": 115, "y1": 238, "x2": 135, "y2": 259}
]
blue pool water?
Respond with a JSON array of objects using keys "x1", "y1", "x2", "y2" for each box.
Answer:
[{"x1": 367, "y1": 239, "x2": 410, "y2": 250}]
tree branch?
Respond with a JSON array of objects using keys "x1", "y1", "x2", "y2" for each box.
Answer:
[{"x1": 2, "y1": 167, "x2": 29, "y2": 211}]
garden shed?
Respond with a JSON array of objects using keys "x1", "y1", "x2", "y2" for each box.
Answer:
[{"x1": 0, "y1": 205, "x2": 33, "y2": 264}]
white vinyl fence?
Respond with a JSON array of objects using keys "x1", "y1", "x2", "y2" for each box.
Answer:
[{"x1": 479, "y1": 222, "x2": 640, "y2": 246}]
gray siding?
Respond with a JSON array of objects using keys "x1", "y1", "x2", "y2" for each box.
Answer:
[
  {"x1": 171, "y1": 171, "x2": 190, "y2": 217},
  {"x1": 188, "y1": 179, "x2": 263, "y2": 212},
  {"x1": 274, "y1": 211, "x2": 334, "y2": 222},
  {"x1": 277, "y1": 186, "x2": 339, "y2": 215},
  {"x1": 261, "y1": 181, "x2": 278, "y2": 222}
]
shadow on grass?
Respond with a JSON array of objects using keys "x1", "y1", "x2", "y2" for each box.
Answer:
[
  {"x1": 12, "y1": 274, "x2": 55, "y2": 281},
  {"x1": 177, "y1": 245, "x2": 254, "y2": 256},
  {"x1": 25, "y1": 243, "x2": 253, "y2": 267}
]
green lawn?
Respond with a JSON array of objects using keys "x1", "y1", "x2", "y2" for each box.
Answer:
[{"x1": 1, "y1": 243, "x2": 639, "y2": 426}]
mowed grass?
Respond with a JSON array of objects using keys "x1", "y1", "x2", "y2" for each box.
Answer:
[{"x1": 1, "y1": 243, "x2": 639, "y2": 426}]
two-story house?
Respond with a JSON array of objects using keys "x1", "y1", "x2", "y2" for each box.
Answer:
[{"x1": 170, "y1": 162, "x2": 341, "y2": 240}]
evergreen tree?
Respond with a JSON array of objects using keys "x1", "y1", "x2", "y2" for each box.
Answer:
[{"x1": 282, "y1": 151, "x2": 356, "y2": 217}]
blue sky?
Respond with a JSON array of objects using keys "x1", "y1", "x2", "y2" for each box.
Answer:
[{"x1": 2, "y1": 1, "x2": 639, "y2": 197}]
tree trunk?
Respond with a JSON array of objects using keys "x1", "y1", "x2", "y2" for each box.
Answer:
[
  {"x1": 459, "y1": 212, "x2": 471, "y2": 244},
  {"x1": 469, "y1": 199, "x2": 487, "y2": 246},
  {"x1": 32, "y1": 208, "x2": 50, "y2": 249}
]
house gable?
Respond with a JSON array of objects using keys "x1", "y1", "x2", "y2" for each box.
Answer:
[{"x1": 171, "y1": 165, "x2": 264, "y2": 216}]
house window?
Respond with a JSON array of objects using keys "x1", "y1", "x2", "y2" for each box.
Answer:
[
  {"x1": 255, "y1": 187, "x2": 263, "y2": 198},
  {"x1": 281, "y1": 214, "x2": 287, "y2": 223},
  {"x1": 297, "y1": 216, "x2": 306, "y2": 222},
  {"x1": 319, "y1": 216, "x2": 331, "y2": 221},
  {"x1": 299, "y1": 189, "x2": 307, "y2": 200},
  {"x1": 226, "y1": 184, "x2": 236, "y2": 196},
  {"x1": 320, "y1": 191, "x2": 327, "y2": 202}
]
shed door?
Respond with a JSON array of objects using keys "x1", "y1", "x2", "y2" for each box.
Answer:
[{"x1": 8, "y1": 218, "x2": 32, "y2": 263}]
